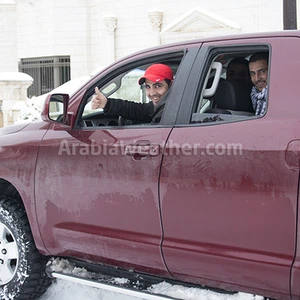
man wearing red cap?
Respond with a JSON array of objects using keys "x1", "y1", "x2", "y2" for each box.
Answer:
[{"x1": 91, "y1": 63, "x2": 174, "y2": 124}]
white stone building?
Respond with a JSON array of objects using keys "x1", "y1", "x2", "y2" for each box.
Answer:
[{"x1": 0, "y1": 0, "x2": 299, "y2": 126}]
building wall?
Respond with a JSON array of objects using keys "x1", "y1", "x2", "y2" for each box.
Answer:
[
  {"x1": 14, "y1": 0, "x2": 91, "y2": 78},
  {"x1": 0, "y1": 1, "x2": 17, "y2": 72},
  {"x1": 86, "y1": 0, "x2": 285, "y2": 70},
  {"x1": 2, "y1": 0, "x2": 300, "y2": 80}
]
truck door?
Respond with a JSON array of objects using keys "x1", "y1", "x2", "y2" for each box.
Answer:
[
  {"x1": 34, "y1": 49, "x2": 199, "y2": 276},
  {"x1": 160, "y1": 37, "x2": 300, "y2": 299}
]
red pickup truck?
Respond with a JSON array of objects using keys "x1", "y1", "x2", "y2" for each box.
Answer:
[{"x1": 0, "y1": 30, "x2": 300, "y2": 300}]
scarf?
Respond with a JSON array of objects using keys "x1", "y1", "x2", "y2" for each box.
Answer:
[{"x1": 250, "y1": 86, "x2": 268, "y2": 116}]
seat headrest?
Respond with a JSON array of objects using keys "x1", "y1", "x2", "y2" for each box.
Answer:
[{"x1": 213, "y1": 80, "x2": 254, "y2": 112}]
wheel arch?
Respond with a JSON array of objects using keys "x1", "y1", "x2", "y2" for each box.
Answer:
[
  {"x1": 0, "y1": 178, "x2": 22, "y2": 200},
  {"x1": 0, "y1": 178, "x2": 50, "y2": 256}
]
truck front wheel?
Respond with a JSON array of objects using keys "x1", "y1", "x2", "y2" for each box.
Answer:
[{"x1": 0, "y1": 196, "x2": 52, "y2": 299}]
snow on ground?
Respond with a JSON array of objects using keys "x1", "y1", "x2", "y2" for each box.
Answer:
[{"x1": 38, "y1": 258, "x2": 264, "y2": 300}]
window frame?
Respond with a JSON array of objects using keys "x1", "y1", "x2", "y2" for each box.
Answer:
[
  {"x1": 174, "y1": 43, "x2": 271, "y2": 126},
  {"x1": 73, "y1": 49, "x2": 195, "y2": 129}
]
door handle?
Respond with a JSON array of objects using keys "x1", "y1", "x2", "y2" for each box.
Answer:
[{"x1": 125, "y1": 141, "x2": 160, "y2": 158}]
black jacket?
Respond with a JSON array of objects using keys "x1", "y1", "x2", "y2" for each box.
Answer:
[
  {"x1": 104, "y1": 93, "x2": 168, "y2": 124},
  {"x1": 104, "y1": 99, "x2": 154, "y2": 123}
]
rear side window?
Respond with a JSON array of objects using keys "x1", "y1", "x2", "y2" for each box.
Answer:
[{"x1": 191, "y1": 47, "x2": 270, "y2": 125}]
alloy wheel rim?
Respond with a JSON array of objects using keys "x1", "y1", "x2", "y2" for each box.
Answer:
[{"x1": 0, "y1": 222, "x2": 19, "y2": 284}]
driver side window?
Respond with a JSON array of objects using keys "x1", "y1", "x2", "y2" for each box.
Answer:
[
  {"x1": 80, "y1": 53, "x2": 184, "y2": 128},
  {"x1": 109, "y1": 69, "x2": 148, "y2": 104},
  {"x1": 82, "y1": 68, "x2": 146, "y2": 117}
]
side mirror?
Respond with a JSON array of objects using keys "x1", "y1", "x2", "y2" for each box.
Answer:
[{"x1": 41, "y1": 93, "x2": 70, "y2": 124}]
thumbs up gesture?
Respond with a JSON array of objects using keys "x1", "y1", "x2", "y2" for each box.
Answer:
[{"x1": 91, "y1": 87, "x2": 108, "y2": 110}]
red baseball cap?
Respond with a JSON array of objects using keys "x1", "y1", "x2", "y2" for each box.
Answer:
[{"x1": 138, "y1": 64, "x2": 174, "y2": 85}]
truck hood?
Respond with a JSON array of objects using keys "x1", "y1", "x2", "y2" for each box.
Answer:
[{"x1": 0, "y1": 122, "x2": 31, "y2": 136}]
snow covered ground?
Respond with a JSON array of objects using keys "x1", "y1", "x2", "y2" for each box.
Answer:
[{"x1": 38, "y1": 259, "x2": 264, "y2": 300}]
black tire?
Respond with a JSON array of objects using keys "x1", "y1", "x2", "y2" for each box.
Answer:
[{"x1": 0, "y1": 196, "x2": 52, "y2": 299}]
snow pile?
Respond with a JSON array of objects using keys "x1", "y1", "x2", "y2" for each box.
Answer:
[
  {"x1": 149, "y1": 282, "x2": 263, "y2": 300},
  {"x1": 111, "y1": 277, "x2": 130, "y2": 285},
  {"x1": 17, "y1": 96, "x2": 44, "y2": 122},
  {"x1": 17, "y1": 75, "x2": 92, "y2": 122},
  {"x1": 48, "y1": 258, "x2": 91, "y2": 278}
]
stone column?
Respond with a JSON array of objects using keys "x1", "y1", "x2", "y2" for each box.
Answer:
[
  {"x1": 104, "y1": 14, "x2": 118, "y2": 64},
  {"x1": 0, "y1": 72, "x2": 33, "y2": 127},
  {"x1": 148, "y1": 10, "x2": 163, "y2": 45}
]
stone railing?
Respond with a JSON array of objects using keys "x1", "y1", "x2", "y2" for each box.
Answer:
[{"x1": 0, "y1": 72, "x2": 33, "y2": 127}]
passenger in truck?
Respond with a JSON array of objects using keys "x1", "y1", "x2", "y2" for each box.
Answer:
[
  {"x1": 226, "y1": 57, "x2": 252, "y2": 85},
  {"x1": 249, "y1": 52, "x2": 269, "y2": 116}
]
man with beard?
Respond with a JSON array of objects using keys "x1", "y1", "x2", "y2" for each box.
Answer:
[
  {"x1": 249, "y1": 52, "x2": 269, "y2": 116},
  {"x1": 91, "y1": 63, "x2": 174, "y2": 124}
]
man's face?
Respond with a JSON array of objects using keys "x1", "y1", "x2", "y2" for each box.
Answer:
[
  {"x1": 227, "y1": 64, "x2": 250, "y2": 84},
  {"x1": 145, "y1": 79, "x2": 169, "y2": 106},
  {"x1": 249, "y1": 59, "x2": 268, "y2": 91}
]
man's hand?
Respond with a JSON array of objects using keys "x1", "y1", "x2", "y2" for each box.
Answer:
[{"x1": 91, "y1": 87, "x2": 108, "y2": 110}]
